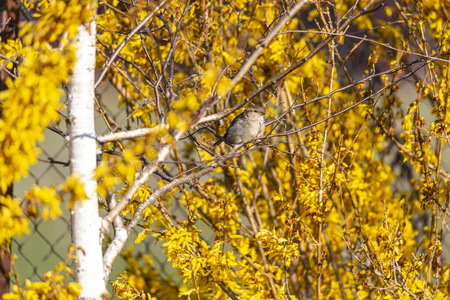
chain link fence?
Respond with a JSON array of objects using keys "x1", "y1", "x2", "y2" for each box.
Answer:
[{"x1": 10, "y1": 84, "x2": 179, "y2": 294}]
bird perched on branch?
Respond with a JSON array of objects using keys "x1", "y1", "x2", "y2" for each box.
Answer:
[{"x1": 213, "y1": 106, "x2": 266, "y2": 146}]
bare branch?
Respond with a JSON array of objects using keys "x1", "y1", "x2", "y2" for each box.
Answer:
[
  {"x1": 97, "y1": 125, "x2": 168, "y2": 143},
  {"x1": 100, "y1": 130, "x2": 184, "y2": 232}
]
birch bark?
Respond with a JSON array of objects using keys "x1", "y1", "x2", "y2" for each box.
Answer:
[{"x1": 68, "y1": 18, "x2": 106, "y2": 299}]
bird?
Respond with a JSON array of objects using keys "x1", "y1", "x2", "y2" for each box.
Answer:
[{"x1": 213, "y1": 106, "x2": 266, "y2": 146}]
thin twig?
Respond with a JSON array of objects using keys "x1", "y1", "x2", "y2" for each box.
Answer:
[{"x1": 95, "y1": 0, "x2": 168, "y2": 89}]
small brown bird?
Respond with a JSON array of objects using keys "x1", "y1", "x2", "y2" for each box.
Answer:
[{"x1": 214, "y1": 106, "x2": 266, "y2": 146}]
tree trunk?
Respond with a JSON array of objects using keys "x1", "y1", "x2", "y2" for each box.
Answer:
[{"x1": 68, "y1": 16, "x2": 106, "y2": 299}]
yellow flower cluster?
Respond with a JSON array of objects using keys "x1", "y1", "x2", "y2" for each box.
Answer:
[
  {"x1": 0, "y1": 196, "x2": 29, "y2": 248},
  {"x1": 4, "y1": 246, "x2": 81, "y2": 299},
  {"x1": 0, "y1": 0, "x2": 95, "y2": 249}
]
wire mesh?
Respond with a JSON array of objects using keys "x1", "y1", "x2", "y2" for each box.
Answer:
[{"x1": 10, "y1": 87, "x2": 177, "y2": 294}]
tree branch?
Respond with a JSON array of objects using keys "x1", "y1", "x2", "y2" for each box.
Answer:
[
  {"x1": 97, "y1": 125, "x2": 168, "y2": 143},
  {"x1": 195, "y1": 0, "x2": 382, "y2": 126},
  {"x1": 94, "y1": 0, "x2": 168, "y2": 89}
]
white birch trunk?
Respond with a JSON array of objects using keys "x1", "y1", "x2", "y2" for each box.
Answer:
[{"x1": 68, "y1": 18, "x2": 106, "y2": 299}]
